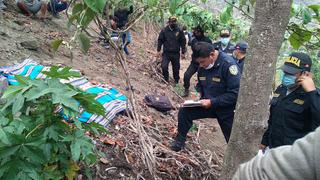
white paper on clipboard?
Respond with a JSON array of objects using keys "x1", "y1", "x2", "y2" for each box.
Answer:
[{"x1": 182, "y1": 100, "x2": 202, "y2": 107}]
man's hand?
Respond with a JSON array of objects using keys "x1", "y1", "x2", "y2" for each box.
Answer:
[
  {"x1": 200, "y1": 99, "x2": 211, "y2": 109},
  {"x1": 297, "y1": 72, "x2": 316, "y2": 92},
  {"x1": 181, "y1": 53, "x2": 186, "y2": 60},
  {"x1": 259, "y1": 144, "x2": 267, "y2": 150},
  {"x1": 156, "y1": 52, "x2": 161, "y2": 59}
]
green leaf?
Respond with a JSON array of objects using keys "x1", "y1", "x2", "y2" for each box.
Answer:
[
  {"x1": 78, "y1": 33, "x2": 90, "y2": 54},
  {"x1": 80, "y1": 8, "x2": 95, "y2": 28},
  {"x1": 24, "y1": 87, "x2": 52, "y2": 101},
  {"x1": 289, "y1": 32, "x2": 301, "y2": 49},
  {"x1": 308, "y1": 4, "x2": 320, "y2": 16},
  {"x1": 12, "y1": 93, "x2": 25, "y2": 114},
  {"x1": 15, "y1": 75, "x2": 31, "y2": 85},
  {"x1": 249, "y1": 0, "x2": 256, "y2": 6},
  {"x1": 84, "y1": 0, "x2": 107, "y2": 14},
  {"x1": 65, "y1": 161, "x2": 80, "y2": 180},
  {"x1": 21, "y1": 146, "x2": 45, "y2": 163},
  {"x1": 42, "y1": 66, "x2": 81, "y2": 79},
  {"x1": 84, "y1": 167, "x2": 93, "y2": 180},
  {"x1": 0, "y1": 128, "x2": 10, "y2": 145},
  {"x1": 0, "y1": 145, "x2": 20, "y2": 159},
  {"x1": 169, "y1": 0, "x2": 179, "y2": 15},
  {"x1": 60, "y1": 97, "x2": 79, "y2": 112},
  {"x1": 73, "y1": 93, "x2": 105, "y2": 116},
  {"x1": 220, "y1": 5, "x2": 233, "y2": 24},
  {"x1": 51, "y1": 39, "x2": 63, "y2": 53},
  {"x1": 147, "y1": 0, "x2": 158, "y2": 7},
  {"x1": 71, "y1": 141, "x2": 81, "y2": 161},
  {"x1": 2, "y1": 86, "x2": 24, "y2": 99},
  {"x1": 302, "y1": 8, "x2": 312, "y2": 24},
  {"x1": 72, "y1": 3, "x2": 84, "y2": 16}
]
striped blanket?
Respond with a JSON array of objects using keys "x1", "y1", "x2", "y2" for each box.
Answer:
[{"x1": 0, "y1": 59, "x2": 127, "y2": 127}]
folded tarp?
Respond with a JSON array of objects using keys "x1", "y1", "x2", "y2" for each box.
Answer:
[{"x1": 0, "y1": 59, "x2": 127, "y2": 127}]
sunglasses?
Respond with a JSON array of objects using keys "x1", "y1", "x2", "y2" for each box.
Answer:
[{"x1": 220, "y1": 34, "x2": 230, "y2": 38}]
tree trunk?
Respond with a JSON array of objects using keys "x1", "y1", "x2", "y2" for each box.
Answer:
[{"x1": 220, "y1": 0, "x2": 292, "y2": 179}]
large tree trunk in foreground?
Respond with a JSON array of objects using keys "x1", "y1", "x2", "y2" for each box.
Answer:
[{"x1": 220, "y1": 0, "x2": 292, "y2": 179}]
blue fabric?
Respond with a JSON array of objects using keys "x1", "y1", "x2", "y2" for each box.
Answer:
[
  {"x1": 47, "y1": 0, "x2": 67, "y2": 15},
  {"x1": 29, "y1": 65, "x2": 44, "y2": 79},
  {"x1": 121, "y1": 31, "x2": 132, "y2": 55}
]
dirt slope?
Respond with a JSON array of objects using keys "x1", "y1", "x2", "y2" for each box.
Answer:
[{"x1": 0, "y1": 6, "x2": 226, "y2": 179}]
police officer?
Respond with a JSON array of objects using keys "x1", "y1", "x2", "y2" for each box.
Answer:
[
  {"x1": 182, "y1": 26, "x2": 212, "y2": 97},
  {"x1": 156, "y1": 16, "x2": 187, "y2": 84},
  {"x1": 171, "y1": 42, "x2": 241, "y2": 151},
  {"x1": 260, "y1": 52, "x2": 320, "y2": 150},
  {"x1": 213, "y1": 29, "x2": 234, "y2": 56},
  {"x1": 232, "y1": 41, "x2": 248, "y2": 74}
]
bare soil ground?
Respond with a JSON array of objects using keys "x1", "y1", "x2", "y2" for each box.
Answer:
[{"x1": 0, "y1": 5, "x2": 226, "y2": 179}]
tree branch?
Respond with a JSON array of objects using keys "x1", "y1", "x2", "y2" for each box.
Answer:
[{"x1": 223, "y1": 0, "x2": 254, "y2": 20}]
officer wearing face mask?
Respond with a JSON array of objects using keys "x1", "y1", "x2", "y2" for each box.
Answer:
[
  {"x1": 182, "y1": 25, "x2": 212, "y2": 97},
  {"x1": 156, "y1": 16, "x2": 187, "y2": 85},
  {"x1": 260, "y1": 52, "x2": 320, "y2": 151},
  {"x1": 231, "y1": 41, "x2": 248, "y2": 74},
  {"x1": 213, "y1": 29, "x2": 234, "y2": 56},
  {"x1": 171, "y1": 42, "x2": 240, "y2": 151}
]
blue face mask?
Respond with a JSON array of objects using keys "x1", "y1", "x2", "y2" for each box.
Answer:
[
  {"x1": 282, "y1": 73, "x2": 297, "y2": 88},
  {"x1": 221, "y1": 38, "x2": 230, "y2": 46}
]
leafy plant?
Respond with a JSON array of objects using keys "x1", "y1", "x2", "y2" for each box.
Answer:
[{"x1": 0, "y1": 67, "x2": 108, "y2": 179}]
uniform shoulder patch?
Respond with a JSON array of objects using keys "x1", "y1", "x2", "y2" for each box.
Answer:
[
  {"x1": 293, "y1": 99, "x2": 304, "y2": 105},
  {"x1": 229, "y1": 65, "x2": 238, "y2": 75}
]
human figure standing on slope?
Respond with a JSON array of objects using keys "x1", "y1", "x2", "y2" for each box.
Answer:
[
  {"x1": 231, "y1": 41, "x2": 248, "y2": 74},
  {"x1": 182, "y1": 25, "x2": 212, "y2": 97},
  {"x1": 156, "y1": 16, "x2": 186, "y2": 85},
  {"x1": 213, "y1": 29, "x2": 234, "y2": 56},
  {"x1": 171, "y1": 42, "x2": 240, "y2": 152},
  {"x1": 114, "y1": 5, "x2": 133, "y2": 56}
]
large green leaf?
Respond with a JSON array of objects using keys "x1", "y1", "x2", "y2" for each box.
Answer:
[
  {"x1": 60, "y1": 96, "x2": 79, "y2": 112},
  {"x1": 73, "y1": 93, "x2": 105, "y2": 116},
  {"x1": 71, "y1": 141, "x2": 81, "y2": 161},
  {"x1": 2, "y1": 86, "x2": 24, "y2": 99},
  {"x1": 78, "y1": 33, "x2": 91, "y2": 54},
  {"x1": 21, "y1": 146, "x2": 45, "y2": 164},
  {"x1": 42, "y1": 66, "x2": 81, "y2": 80},
  {"x1": 84, "y1": 0, "x2": 107, "y2": 14},
  {"x1": 12, "y1": 93, "x2": 25, "y2": 114},
  {"x1": 24, "y1": 87, "x2": 54, "y2": 101},
  {"x1": 0, "y1": 145, "x2": 20, "y2": 159},
  {"x1": 0, "y1": 128, "x2": 10, "y2": 145}
]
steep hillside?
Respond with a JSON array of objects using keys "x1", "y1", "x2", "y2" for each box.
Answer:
[{"x1": 0, "y1": 5, "x2": 226, "y2": 179}]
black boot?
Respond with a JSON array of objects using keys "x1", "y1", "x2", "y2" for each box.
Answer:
[
  {"x1": 171, "y1": 135, "x2": 186, "y2": 152},
  {"x1": 181, "y1": 89, "x2": 189, "y2": 97}
]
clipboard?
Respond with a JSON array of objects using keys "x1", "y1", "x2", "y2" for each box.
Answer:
[{"x1": 182, "y1": 100, "x2": 202, "y2": 107}]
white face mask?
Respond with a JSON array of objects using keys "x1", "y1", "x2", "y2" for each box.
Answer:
[
  {"x1": 205, "y1": 62, "x2": 215, "y2": 69},
  {"x1": 221, "y1": 37, "x2": 230, "y2": 46}
]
